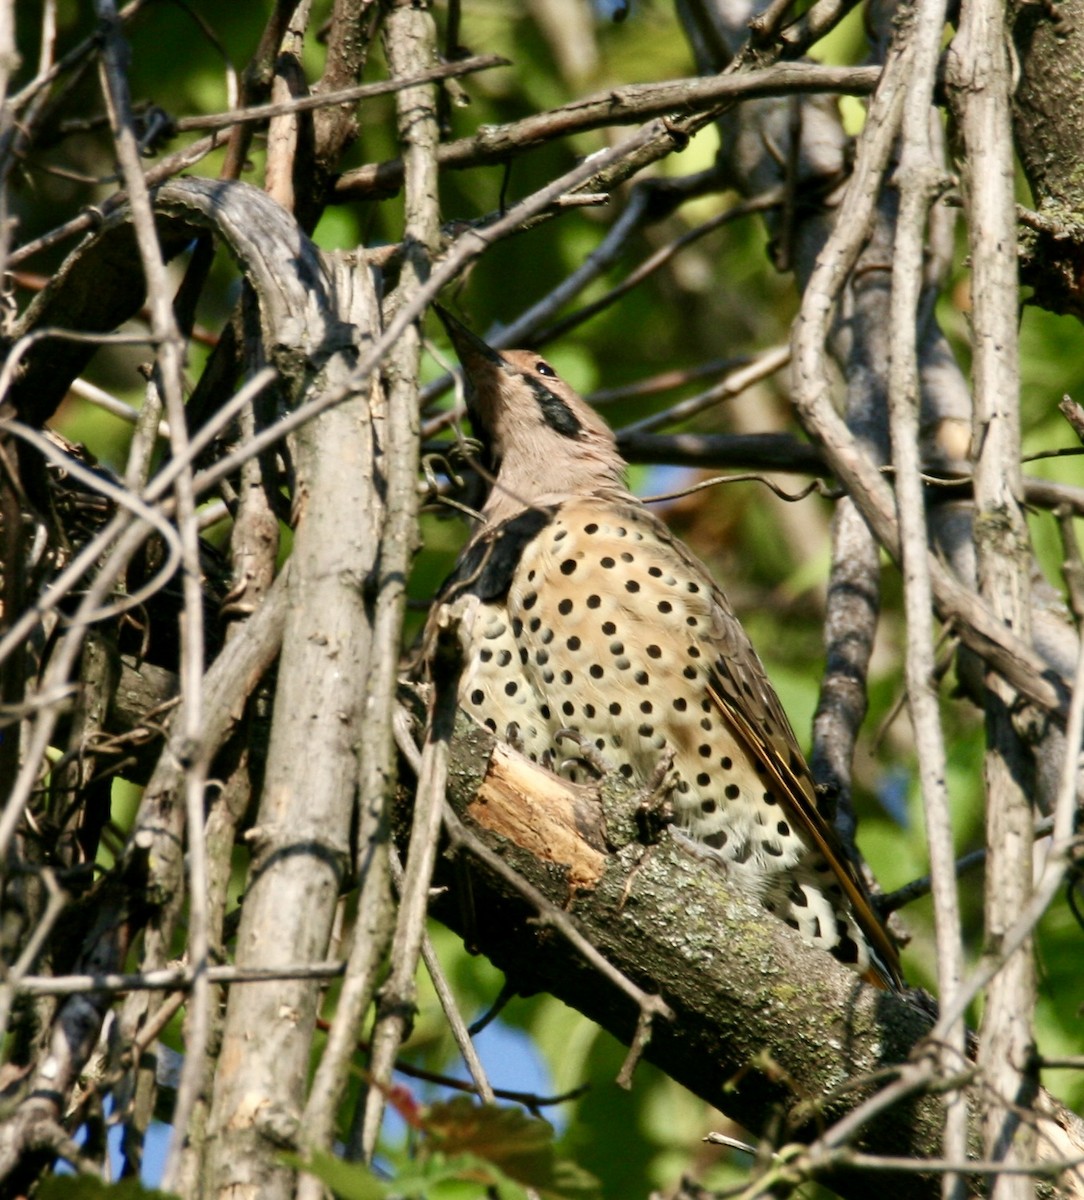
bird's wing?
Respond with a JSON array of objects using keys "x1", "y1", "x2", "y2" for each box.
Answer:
[{"x1": 627, "y1": 503, "x2": 902, "y2": 989}]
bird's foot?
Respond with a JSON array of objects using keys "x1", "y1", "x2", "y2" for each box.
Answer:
[
  {"x1": 553, "y1": 728, "x2": 614, "y2": 779},
  {"x1": 635, "y1": 745, "x2": 677, "y2": 844},
  {"x1": 502, "y1": 721, "x2": 526, "y2": 755}
]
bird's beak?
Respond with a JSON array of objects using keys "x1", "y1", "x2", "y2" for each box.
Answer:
[{"x1": 434, "y1": 304, "x2": 505, "y2": 374}]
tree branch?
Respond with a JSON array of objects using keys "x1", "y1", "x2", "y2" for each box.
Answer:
[{"x1": 415, "y1": 711, "x2": 1084, "y2": 1200}]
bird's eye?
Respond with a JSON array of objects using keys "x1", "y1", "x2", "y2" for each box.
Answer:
[{"x1": 535, "y1": 361, "x2": 556, "y2": 377}]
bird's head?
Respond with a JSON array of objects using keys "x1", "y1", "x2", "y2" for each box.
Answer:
[{"x1": 437, "y1": 306, "x2": 629, "y2": 522}]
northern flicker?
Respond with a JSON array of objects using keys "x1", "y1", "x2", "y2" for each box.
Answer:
[{"x1": 431, "y1": 306, "x2": 902, "y2": 990}]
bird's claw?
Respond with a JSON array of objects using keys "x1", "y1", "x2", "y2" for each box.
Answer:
[
  {"x1": 636, "y1": 745, "x2": 676, "y2": 844},
  {"x1": 420, "y1": 439, "x2": 485, "y2": 497},
  {"x1": 553, "y1": 728, "x2": 614, "y2": 778}
]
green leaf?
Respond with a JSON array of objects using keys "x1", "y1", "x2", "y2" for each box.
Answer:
[
  {"x1": 421, "y1": 1097, "x2": 599, "y2": 1198},
  {"x1": 285, "y1": 1151, "x2": 387, "y2": 1200},
  {"x1": 290, "y1": 1148, "x2": 533, "y2": 1200}
]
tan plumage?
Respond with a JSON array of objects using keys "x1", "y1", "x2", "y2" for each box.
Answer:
[{"x1": 432, "y1": 306, "x2": 901, "y2": 990}]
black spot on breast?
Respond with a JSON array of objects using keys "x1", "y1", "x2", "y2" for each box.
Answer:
[
  {"x1": 601, "y1": 557, "x2": 615, "y2": 568},
  {"x1": 673, "y1": 698, "x2": 687, "y2": 711},
  {"x1": 586, "y1": 595, "x2": 601, "y2": 609},
  {"x1": 567, "y1": 636, "x2": 581, "y2": 651},
  {"x1": 505, "y1": 681, "x2": 519, "y2": 696},
  {"x1": 560, "y1": 670, "x2": 573, "y2": 685},
  {"x1": 562, "y1": 700, "x2": 575, "y2": 716},
  {"x1": 609, "y1": 702, "x2": 622, "y2": 715},
  {"x1": 590, "y1": 664, "x2": 604, "y2": 679},
  {"x1": 725, "y1": 784, "x2": 740, "y2": 799},
  {"x1": 648, "y1": 566, "x2": 662, "y2": 577},
  {"x1": 602, "y1": 621, "x2": 616, "y2": 635},
  {"x1": 704, "y1": 830, "x2": 728, "y2": 849},
  {"x1": 558, "y1": 599, "x2": 573, "y2": 615},
  {"x1": 584, "y1": 523, "x2": 598, "y2": 534},
  {"x1": 701, "y1": 799, "x2": 717, "y2": 814},
  {"x1": 698, "y1": 744, "x2": 711, "y2": 758},
  {"x1": 697, "y1": 772, "x2": 711, "y2": 787},
  {"x1": 640, "y1": 701, "x2": 653, "y2": 714},
  {"x1": 646, "y1": 644, "x2": 661, "y2": 659},
  {"x1": 625, "y1": 580, "x2": 640, "y2": 593},
  {"x1": 658, "y1": 600, "x2": 672, "y2": 614},
  {"x1": 523, "y1": 592, "x2": 538, "y2": 610},
  {"x1": 470, "y1": 689, "x2": 485, "y2": 705},
  {"x1": 560, "y1": 559, "x2": 577, "y2": 575}
]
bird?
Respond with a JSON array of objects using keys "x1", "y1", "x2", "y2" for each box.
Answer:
[{"x1": 429, "y1": 305, "x2": 902, "y2": 991}]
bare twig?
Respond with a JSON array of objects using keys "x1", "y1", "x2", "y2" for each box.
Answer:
[
  {"x1": 8, "y1": 56, "x2": 508, "y2": 268},
  {"x1": 358, "y1": 596, "x2": 465, "y2": 1161},
  {"x1": 172, "y1": 54, "x2": 508, "y2": 133},
  {"x1": 391, "y1": 848, "x2": 495, "y2": 1105},
  {"x1": 618, "y1": 345, "x2": 790, "y2": 437},
  {"x1": 14, "y1": 960, "x2": 347, "y2": 996},
  {"x1": 946, "y1": 0, "x2": 1037, "y2": 1188},
  {"x1": 334, "y1": 63, "x2": 882, "y2": 199},
  {"x1": 887, "y1": 0, "x2": 967, "y2": 1189}
]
